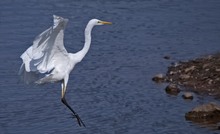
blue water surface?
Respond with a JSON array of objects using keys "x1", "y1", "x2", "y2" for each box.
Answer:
[{"x1": 0, "y1": 0, "x2": 220, "y2": 134}]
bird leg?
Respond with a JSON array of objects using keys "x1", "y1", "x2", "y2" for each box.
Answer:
[
  {"x1": 61, "y1": 97, "x2": 86, "y2": 127},
  {"x1": 61, "y1": 81, "x2": 86, "y2": 127}
]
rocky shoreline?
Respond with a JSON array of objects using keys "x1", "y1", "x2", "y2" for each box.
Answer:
[
  {"x1": 152, "y1": 53, "x2": 220, "y2": 129},
  {"x1": 153, "y1": 53, "x2": 220, "y2": 98},
  {"x1": 166, "y1": 53, "x2": 220, "y2": 98}
]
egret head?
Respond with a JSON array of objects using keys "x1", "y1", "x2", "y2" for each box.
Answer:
[{"x1": 89, "y1": 19, "x2": 112, "y2": 26}]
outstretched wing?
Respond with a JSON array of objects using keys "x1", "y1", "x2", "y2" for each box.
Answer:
[
  {"x1": 20, "y1": 15, "x2": 69, "y2": 76},
  {"x1": 19, "y1": 15, "x2": 69, "y2": 84}
]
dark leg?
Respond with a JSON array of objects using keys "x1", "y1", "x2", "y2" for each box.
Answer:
[
  {"x1": 61, "y1": 80, "x2": 85, "y2": 127},
  {"x1": 61, "y1": 97, "x2": 86, "y2": 127}
]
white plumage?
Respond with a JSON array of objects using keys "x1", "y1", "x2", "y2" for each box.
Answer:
[
  {"x1": 19, "y1": 15, "x2": 112, "y2": 127},
  {"x1": 19, "y1": 15, "x2": 69, "y2": 83}
]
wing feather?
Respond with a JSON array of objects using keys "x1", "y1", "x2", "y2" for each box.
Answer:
[{"x1": 20, "y1": 15, "x2": 69, "y2": 76}]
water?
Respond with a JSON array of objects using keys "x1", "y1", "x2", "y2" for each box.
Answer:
[{"x1": 1, "y1": 0, "x2": 220, "y2": 133}]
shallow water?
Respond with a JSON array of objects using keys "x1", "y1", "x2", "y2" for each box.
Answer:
[{"x1": 1, "y1": 0, "x2": 220, "y2": 133}]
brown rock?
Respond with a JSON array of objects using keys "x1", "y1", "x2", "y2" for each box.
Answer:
[
  {"x1": 184, "y1": 66, "x2": 195, "y2": 73},
  {"x1": 152, "y1": 74, "x2": 166, "y2": 83},
  {"x1": 169, "y1": 71, "x2": 175, "y2": 75},
  {"x1": 165, "y1": 83, "x2": 180, "y2": 95},
  {"x1": 165, "y1": 53, "x2": 220, "y2": 98},
  {"x1": 208, "y1": 79, "x2": 213, "y2": 85},
  {"x1": 193, "y1": 103, "x2": 220, "y2": 112},
  {"x1": 202, "y1": 63, "x2": 210, "y2": 69},
  {"x1": 182, "y1": 92, "x2": 193, "y2": 100},
  {"x1": 179, "y1": 74, "x2": 190, "y2": 80},
  {"x1": 205, "y1": 68, "x2": 209, "y2": 72},
  {"x1": 185, "y1": 102, "x2": 220, "y2": 120}
]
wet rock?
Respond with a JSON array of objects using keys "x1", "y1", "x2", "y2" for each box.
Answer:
[
  {"x1": 165, "y1": 53, "x2": 220, "y2": 98},
  {"x1": 169, "y1": 71, "x2": 175, "y2": 75},
  {"x1": 165, "y1": 83, "x2": 180, "y2": 95},
  {"x1": 185, "y1": 102, "x2": 220, "y2": 120},
  {"x1": 206, "y1": 55, "x2": 213, "y2": 60},
  {"x1": 152, "y1": 74, "x2": 166, "y2": 83},
  {"x1": 164, "y1": 56, "x2": 170, "y2": 60},
  {"x1": 182, "y1": 92, "x2": 193, "y2": 100}
]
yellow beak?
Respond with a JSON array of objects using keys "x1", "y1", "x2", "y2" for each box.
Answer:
[{"x1": 100, "y1": 21, "x2": 112, "y2": 25}]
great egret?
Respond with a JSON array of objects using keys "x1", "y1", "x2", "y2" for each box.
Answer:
[{"x1": 19, "y1": 15, "x2": 112, "y2": 127}]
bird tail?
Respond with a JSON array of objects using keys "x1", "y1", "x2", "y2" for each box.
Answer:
[
  {"x1": 35, "y1": 75, "x2": 54, "y2": 85},
  {"x1": 18, "y1": 63, "x2": 40, "y2": 84}
]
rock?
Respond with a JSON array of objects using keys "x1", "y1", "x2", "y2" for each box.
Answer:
[
  {"x1": 202, "y1": 63, "x2": 210, "y2": 69},
  {"x1": 208, "y1": 79, "x2": 213, "y2": 85},
  {"x1": 182, "y1": 92, "x2": 193, "y2": 100},
  {"x1": 205, "y1": 68, "x2": 209, "y2": 71},
  {"x1": 206, "y1": 55, "x2": 213, "y2": 60},
  {"x1": 164, "y1": 56, "x2": 170, "y2": 60},
  {"x1": 164, "y1": 53, "x2": 220, "y2": 98},
  {"x1": 152, "y1": 74, "x2": 166, "y2": 83},
  {"x1": 169, "y1": 71, "x2": 175, "y2": 75},
  {"x1": 165, "y1": 83, "x2": 180, "y2": 95},
  {"x1": 185, "y1": 102, "x2": 220, "y2": 121},
  {"x1": 179, "y1": 74, "x2": 190, "y2": 80},
  {"x1": 184, "y1": 66, "x2": 195, "y2": 73}
]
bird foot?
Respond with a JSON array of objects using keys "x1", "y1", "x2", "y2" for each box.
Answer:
[{"x1": 71, "y1": 113, "x2": 86, "y2": 127}]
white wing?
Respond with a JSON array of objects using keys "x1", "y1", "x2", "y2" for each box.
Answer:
[{"x1": 20, "y1": 15, "x2": 69, "y2": 77}]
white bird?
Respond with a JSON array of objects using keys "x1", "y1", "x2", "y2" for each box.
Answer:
[{"x1": 19, "y1": 15, "x2": 112, "y2": 127}]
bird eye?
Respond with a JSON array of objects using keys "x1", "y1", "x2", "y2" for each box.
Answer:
[{"x1": 98, "y1": 21, "x2": 101, "y2": 23}]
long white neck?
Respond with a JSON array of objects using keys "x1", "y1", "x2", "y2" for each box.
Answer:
[
  {"x1": 71, "y1": 21, "x2": 95, "y2": 63},
  {"x1": 81, "y1": 23, "x2": 93, "y2": 58}
]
